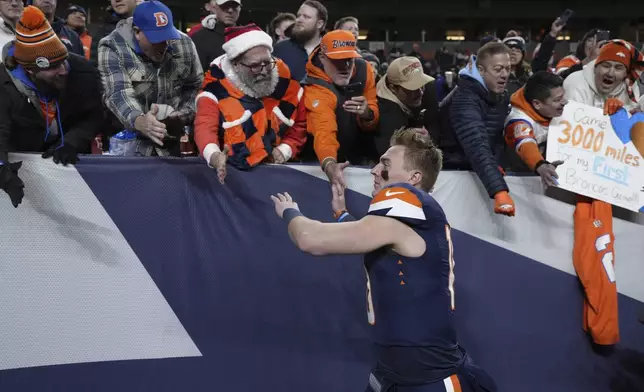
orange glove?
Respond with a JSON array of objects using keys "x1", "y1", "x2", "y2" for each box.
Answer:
[
  {"x1": 494, "y1": 191, "x2": 515, "y2": 217},
  {"x1": 603, "y1": 98, "x2": 624, "y2": 115}
]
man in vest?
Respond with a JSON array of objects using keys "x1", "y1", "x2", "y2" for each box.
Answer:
[
  {"x1": 304, "y1": 29, "x2": 379, "y2": 193},
  {"x1": 194, "y1": 24, "x2": 307, "y2": 184}
]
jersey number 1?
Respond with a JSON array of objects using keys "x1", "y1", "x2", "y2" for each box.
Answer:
[
  {"x1": 365, "y1": 266, "x2": 375, "y2": 325},
  {"x1": 445, "y1": 225, "x2": 456, "y2": 311}
]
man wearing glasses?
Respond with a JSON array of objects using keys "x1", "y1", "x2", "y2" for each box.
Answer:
[
  {"x1": 194, "y1": 24, "x2": 307, "y2": 184},
  {"x1": 98, "y1": 0, "x2": 203, "y2": 157}
]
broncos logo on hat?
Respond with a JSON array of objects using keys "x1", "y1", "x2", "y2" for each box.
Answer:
[{"x1": 154, "y1": 12, "x2": 168, "y2": 27}]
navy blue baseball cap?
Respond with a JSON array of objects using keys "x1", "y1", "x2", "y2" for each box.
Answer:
[{"x1": 133, "y1": 1, "x2": 180, "y2": 44}]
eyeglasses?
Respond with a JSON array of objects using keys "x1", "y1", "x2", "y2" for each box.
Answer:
[{"x1": 238, "y1": 57, "x2": 277, "y2": 74}]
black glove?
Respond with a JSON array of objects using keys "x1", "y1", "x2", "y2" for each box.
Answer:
[
  {"x1": 535, "y1": 159, "x2": 564, "y2": 188},
  {"x1": 42, "y1": 143, "x2": 78, "y2": 165},
  {"x1": 0, "y1": 161, "x2": 25, "y2": 208}
]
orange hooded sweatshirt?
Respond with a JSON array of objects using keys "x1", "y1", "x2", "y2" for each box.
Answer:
[{"x1": 303, "y1": 48, "x2": 379, "y2": 164}]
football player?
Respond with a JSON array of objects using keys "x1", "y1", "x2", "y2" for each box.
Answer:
[{"x1": 271, "y1": 128, "x2": 496, "y2": 391}]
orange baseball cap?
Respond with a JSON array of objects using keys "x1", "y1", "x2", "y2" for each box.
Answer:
[{"x1": 319, "y1": 30, "x2": 361, "y2": 60}]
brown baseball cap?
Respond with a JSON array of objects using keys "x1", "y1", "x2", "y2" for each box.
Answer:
[
  {"x1": 319, "y1": 30, "x2": 361, "y2": 60},
  {"x1": 386, "y1": 57, "x2": 434, "y2": 90}
]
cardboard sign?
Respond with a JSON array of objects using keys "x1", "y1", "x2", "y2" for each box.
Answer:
[{"x1": 546, "y1": 101, "x2": 644, "y2": 213}]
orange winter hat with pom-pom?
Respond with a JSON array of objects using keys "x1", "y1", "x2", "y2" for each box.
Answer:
[{"x1": 14, "y1": 6, "x2": 68, "y2": 68}]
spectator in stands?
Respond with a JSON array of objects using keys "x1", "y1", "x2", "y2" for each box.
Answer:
[
  {"x1": 89, "y1": 0, "x2": 137, "y2": 65},
  {"x1": 408, "y1": 42, "x2": 422, "y2": 61},
  {"x1": 273, "y1": 0, "x2": 327, "y2": 83},
  {"x1": 191, "y1": 0, "x2": 240, "y2": 72},
  {"x1": 562, "y1": 40, "x2": 643, "y2": 350},
  {"x1": 374, "y1": 57, "x2": 436, "y2": 158},
  {"x1": 480, "y1": 35, "x2": 501, "y2": 47},
  {"x1": 529, "y1": 18, "x2": 566, "y2": 74},
  {"x1": 304, "y1": 30, "x2": 379, "y2": 190},
  {"x1": 504, "y1": 71, "x2": 567, "y2": 181},
  {"x1": 361, "y1": 51, "x2": 381, "y2": 82},
  {"x1": 65, "y1": 5, "x2": 90, "y2": 60},
  {"x1": 439, "y1": 42, "x2": 515, "y2": 216},
  {"x1": 98, "y1": 0, "x2": 203, "y2": 157},
  {"x1": 334, "y1": 16, "x2": 359, "y2": 40},
  {"x1": 0, "y1": 7, "x2": 102, "y2": 173},
  {"x1": 502, "y1": 36, "x2": 531, "y2": 95},
  {"x1": 30, "y1": 0, "x2": 84, "y2": 56},
  {"x1": 556, "y1": 29, "x2": 603, "y2": 79},
  {"x1": 194, "y1": 24, "x2": 306, "y2": 184},
  {"x1": 0, "y1": 0, "x2": 22, "y2": 54},
  {"x1": 436, "y1": 46, "x2": 454, "y2": 73},
  {"x1": 270, "y1": 12, "x2": 295, "y2": 43},
  {"x1": 388, "y1": 46, "x2": 404, "y2": 62},
  {"x1": 564, "y1": 40, "x2": 644, "y2": 113}
]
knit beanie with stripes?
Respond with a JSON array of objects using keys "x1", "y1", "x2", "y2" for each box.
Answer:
[{"x1": 14, "y1": 6, "x2": 68, "y2": 69}]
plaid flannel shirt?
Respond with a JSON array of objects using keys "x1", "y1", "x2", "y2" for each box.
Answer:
[{"x1": 98, "y1": 18, "x2": 204, "y2": 156}]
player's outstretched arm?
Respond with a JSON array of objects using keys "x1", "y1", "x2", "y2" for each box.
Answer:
[{"x1": 271, "y1": 192, "x2": 413, "y2": 256}]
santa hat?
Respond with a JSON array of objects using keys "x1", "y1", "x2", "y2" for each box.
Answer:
[
  {"x1": 14, "y1": 6, "x2": 68, "y2": 69},
  {"x1": 222, "y1": 24, "x2": 273, "y2": 60}
]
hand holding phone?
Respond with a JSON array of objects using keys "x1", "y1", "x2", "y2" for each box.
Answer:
[
  {"x1": 557, "y1": 9, "x2": 574, "y2": 26},
  {"x1": 596, "y1": 30, "x2": 610, "y2": 43},
  {"x1": 343, "y1": 96, "x2": 370, "y2": 118},
  {"x1": 345, "y1": 82, "x2": 363, "y2": 96}
]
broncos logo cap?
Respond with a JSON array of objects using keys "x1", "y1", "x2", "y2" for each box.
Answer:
[{"x1": 133, "y1": 0, "x2": 180, "y2": 44}]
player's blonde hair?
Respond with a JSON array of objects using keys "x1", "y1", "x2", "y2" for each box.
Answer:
[{"x1": 390, "y1": 127, "x2": 443, "y2": 192}]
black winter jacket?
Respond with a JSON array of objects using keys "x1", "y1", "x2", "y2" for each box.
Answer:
[
  {"x1": 191, "y1": 21, "x2": 226, "y2": 72},
  {"x1": 52, "y1": 18, "x2": 84, "y2": 57},
  {"x1": 0, "y1": 54, "x2": 104, "y2": 163},
  {"x1": 89, "y1": 11, "x2": 124, "y2": 66},
  {"x1": 439, "y1": 73, "x2": 510, "y2": 198}
]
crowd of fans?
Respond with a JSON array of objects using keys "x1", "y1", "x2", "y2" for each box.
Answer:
[{"x1": 1, "y1": 0, "x2": 644, "y2": 217}]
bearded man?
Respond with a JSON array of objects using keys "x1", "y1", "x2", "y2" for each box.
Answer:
[
  {"x1": 194, "y1": 24, "x2": 307, "y2": 184},
  {"x1": 0, "y1": 6, "x2": 103, "y2": 208},
  {"x1": 272, "y1": 0, "x2": 327, "y2": 82}
]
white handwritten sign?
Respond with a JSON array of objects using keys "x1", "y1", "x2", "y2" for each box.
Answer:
[{"x1": 547, "y1": 101, "x2": 644, "y2": 213}]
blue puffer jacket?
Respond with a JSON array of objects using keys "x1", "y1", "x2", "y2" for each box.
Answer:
[{"x1": 439, "y1": 56, "x2": 510, "y2": 198}]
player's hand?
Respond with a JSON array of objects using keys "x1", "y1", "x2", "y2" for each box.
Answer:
[
  {"x1": 494, "y1": 191, "x2": 515, "y2": 217},
  {"x1": 325, "y1": 161, "x2": 350, "y2": 194},
  {"x1": 536, "y1": 160, "x2": 563, "y2": 189},
  {"x1": 331, "y1": 183, "x2": 346, "y2": 213},
  {"x1": 270, "y1": 192, "x2": 299, "y2": 218},
  {"x1": 209, "y1": 145, "x2": 230, "y2": 184},
  {"x1": 604, "y1": 98, "x2": 624, "y2": 116}
]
